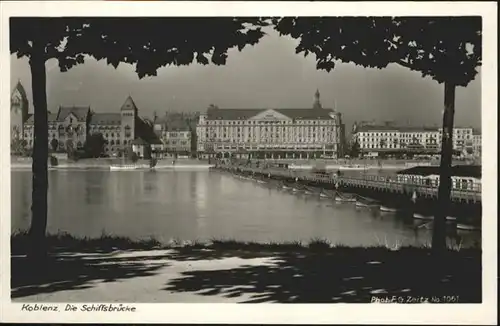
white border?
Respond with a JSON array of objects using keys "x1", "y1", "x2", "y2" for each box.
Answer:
[{"x1": 0, "y1": 1, "x2": 497, "y2": 324}]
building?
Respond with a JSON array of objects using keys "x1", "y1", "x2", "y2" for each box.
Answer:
[
  {"x1": 396, "y1": 165, "x2": 481, "y2": 191},
  {"x1": 11, "y1": 81, "x2": 160, "y2": 157},
  {"x1": 153, "y1": 115, "x2": 192, "y2": 155},
  {"x1": 351, "y1": 122, "x2": 475, "y2": 157},
  {"x1": 196, "y1": 90, "x2": 345, "y2": 159},
  {"x1": 10, "y1": 80, "x2": 30, "y2": 143},
  {"x1": 472, "y1": 129, "x2": 482, "y2": 157},
  {"x1": 439, "y1": 127, "x2": 474, "y2": 155}
]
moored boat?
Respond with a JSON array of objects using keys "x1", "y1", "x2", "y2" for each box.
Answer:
[
  {"x1": 380, "y1": 206, "x2": 398, "y2": 213},
  {"x1": 355, "y1": 200, "x2": 380, "y2": 208},
  {"x1": 413, "y1": 213, "x2": 433, "y2": 220},
  {"x1": 335, "y1": 195, "x2": 356, "y2": 202},
  {"x1": 319, "y1": 191, "x2": 333, "y2": 198},
  {"x1": 110, "y1": 165, "x2": 139, "y2": 171},
  {"x1": 456, "y1": 223, "x2": 481, "y2": 231}
]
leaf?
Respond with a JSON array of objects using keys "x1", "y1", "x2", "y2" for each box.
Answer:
[{"x1": 272, "y1": 16, "x2": 482, "y2": 86}]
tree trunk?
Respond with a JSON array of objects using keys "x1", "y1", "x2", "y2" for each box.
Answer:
[
  {"x1": 28, "y1": 40, "x2": 48, "y2": 260},
  {"x1": 432, "y1": 81, "x2": 456, "y2": 254}
]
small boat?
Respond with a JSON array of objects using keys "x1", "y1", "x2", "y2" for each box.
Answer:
[
  {"x1": 335, "y1": 196, "x2": 356, "y2": 202},
  {"x1": 319, "y1": 192, "x2": 331, "y2": 198},
  {"x1": 110, "y1": 165, "x2": 139, "y2": 171},
  {"x1": 256, "y1": 180, "x2": 266, "y2": 184},
  {"x1": 456, "y1": 224, "x2": 481, "y2": 231},
  {"x1": 413, "y1": 213, "x2": 433, "y2": 220},
  {"x1": 282, "y1": 185, "x2": 291, "y2": 190},
  {"x1": 303, "y1": 186, "x2": 318, "y2": 195},
  {"x1": 355, "y1": 200, "x2": 380, "y2": 208},
  {"x1": 446, "y1": 216, "x2": 457, "y2": 222},
  {"x1": 380, "y1": 206, "x2": 398, "y2": 213}
]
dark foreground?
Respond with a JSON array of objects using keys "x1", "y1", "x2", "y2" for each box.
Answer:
[{"x1": 11, "y1": 233, "x2": 482, "y2": 303}]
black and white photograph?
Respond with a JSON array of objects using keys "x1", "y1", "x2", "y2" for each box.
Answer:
[{"x1": 1, "y1": 1, "x2": 497, "y2": 324}]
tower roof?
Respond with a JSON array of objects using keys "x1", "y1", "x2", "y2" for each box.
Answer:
[
  {"x1": 12, "y1": 80, "x2": 27, "y2": 99},
  {"x1": 313, "y1": 89, "x2": 322, "y2": 109},
  {"x1": 120, "y1": 95, "x2": 138, "y2": 111}
]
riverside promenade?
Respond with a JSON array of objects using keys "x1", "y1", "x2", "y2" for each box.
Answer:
[{"x1": 215, "y1": 164, "x2": 482, "y2": 204}]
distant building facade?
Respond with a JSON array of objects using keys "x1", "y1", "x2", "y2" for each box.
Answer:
[
  {"x1": 351, "y1": 122, "x2": 477, "y2": 157},
  {"x1": 472, "y1": 130, "x2": 482, "y2": 157},
  {"x1": 196, "y1": 90, "x2": 345, "y2": 159},
  {"x1": 153, "y1": 115, "x2": 192, "y2": 155},
  {"x1": 11, "y1": 81, "x2": 159, "y2": 157}
]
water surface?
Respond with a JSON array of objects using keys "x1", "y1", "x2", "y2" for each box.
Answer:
[{"x1": 11, "y1": 170, "x2": 479, "y2": 248}]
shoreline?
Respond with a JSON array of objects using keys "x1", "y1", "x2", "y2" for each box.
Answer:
[
  {"x1": 11, "y1": 231, "x2": 480, "y2": 253},
  {"x1": 10, "y1": 232, "x2": 481, "y2": 303},
  {"x1": 10, "y1": 159, "x2": 215, "y2": 171}
]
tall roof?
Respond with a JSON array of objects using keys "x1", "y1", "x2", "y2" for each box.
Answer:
[
  {"x1": 205, "y1": 108, "x2": 337, "y2": 120},
  {"x1": 121, "y1": 96, "x2": 138, "y2": 111},
  {"x1": 166, "y1": 118, "x2": 190, "y2": 131},
  {"x1": 25, "y1": 113, "x2": 54, "y2": 125},
  {"x1": 12, "y1": 80, "x2": 27, "y2": 99},
  {"x1": 57, "y1": 106, "x2": 90, "y2": 122},
  {"x1": 25, "y1": 109, "x2": 81, "y2": 125},
  {"x1": 90, "y1": 113, "x2": 121, "y2": 125},
  {"x1": 356, "y1": 125, "x2": 439, "y2": 132},
  {"x1": 313, "y1": 89, "x2": 322, "y2": 109}
]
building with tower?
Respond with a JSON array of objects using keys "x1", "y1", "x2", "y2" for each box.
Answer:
[
  {"x1": 10, "y1": 80, "x2": 30, "y2": 143},
  {"x1": 11, "y1": 81, "x2": 161, "y2": 157},
  {"x1": 196, "y1": 90, "x2": 345, "y2": 159}
]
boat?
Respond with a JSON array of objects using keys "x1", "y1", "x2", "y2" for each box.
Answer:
[
  {"x1": 355, "y1": 200, "x2": 380, "y2": 208},
  {"x1": 282, "y1": 184, "x2": 292, "y2": 190},
  {"x1": 338, "y1": 164, "x2": 366, "y2": 171},
  {"x1": 446, "y1": 216, "x2": 457, "y2": 222},
  {"x1": 380, "y1": 206, "x2": 398, "y2": 213},
  {"x1": 291, "y1": 185, "x2": 305, "y2": 192},
  {"x1": 110, "y1": 165, "x2": 139, "y2": 171},
  {"x1": 304, "y1": 186, "x2": 319, "y2": 195},
  {"x1": 335, "y1": 195, "x2": 356, "y2": 202},
  {"x1": 413, "y1": 213, "x2": 433, "y2": 220},
  {"x1": 456, "y1": 224, "x2": 481, "y2": 231},
  {"x1": 319, "y1": 192, "x2": 333, "y2": 198}
]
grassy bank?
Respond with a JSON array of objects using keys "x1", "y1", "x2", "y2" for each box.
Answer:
[
  {"x1": 11, "y1": 231, "x2": 482, "y2": 303},
  {"x1": 11, "y1": 231, "x2": 478, "y2": 254}
]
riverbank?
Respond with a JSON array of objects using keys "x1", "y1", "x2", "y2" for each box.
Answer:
[
  {"x1": 10, "y1": 157, "x2": 214, "y2": 171},
  {"x1": 10, "y1": 232, "x2": 481, "y2": 303}
]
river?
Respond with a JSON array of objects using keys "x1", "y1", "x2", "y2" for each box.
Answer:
[{"x1": 11, "y1": 170, "x2": 480, "y2": 248}]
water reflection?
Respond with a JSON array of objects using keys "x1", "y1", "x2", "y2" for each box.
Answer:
[{"x1": 10, "y1": 170, "x2": 481, "y2": 248}]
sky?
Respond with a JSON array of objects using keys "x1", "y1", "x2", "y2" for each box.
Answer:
[{"x1": 10, "y1": 28, "x2": 481, "y2": 133}]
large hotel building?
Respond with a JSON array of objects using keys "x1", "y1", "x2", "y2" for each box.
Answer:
[
  {"x1": 196, "y1": 90, "x2": 346, "y2": 159},
  {"x1": 351, "y1": 122, "x2": 481, "y2": 157}
]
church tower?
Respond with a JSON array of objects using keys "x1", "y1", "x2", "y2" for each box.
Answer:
[
  {"x1": 120, "y1": 95, "x2": 138, "y2": 147},
  {"x1": 313, "y1": 89, "x2": 322, "y2": 109},
  {"x1": 11, "y1": 80, "x2": 29, "y2": 141}
]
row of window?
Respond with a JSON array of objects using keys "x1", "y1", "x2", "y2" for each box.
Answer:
[
  {"x1": 203, "y1": 139, "x2": 336, "y2": 144},
  {"x1": 205, "y1": 126, "x2": 334, "y2": 132},
  {"x1": 202, "y1": 120, "x2": 337, "y2": 126},
  {"x1": 211, "y1": 145, "x2": 327, "y2": 150}
]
